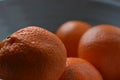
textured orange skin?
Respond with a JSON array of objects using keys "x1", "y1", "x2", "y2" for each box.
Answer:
[
  {"x1": 59, "y1": 58, "x2": 103, "y2": 80},
  {"x1": 56, "y1": 21, "x2": 91, "y2": 57},
  {"x1": 78, "y1": 25, "x2": 120, "y2": 80},
  {"x1": 0, "y1": 26, "x2": 67, "y2": 80}
]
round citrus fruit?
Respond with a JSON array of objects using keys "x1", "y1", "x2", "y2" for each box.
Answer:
[
  {"x1": 0, "y1": 26, "x2": 67, "y2": 80},
  {"x1": 59, "y1": 58, "x2": 103, "y2": 80},
  {"x1": 56, "y1": 21, "x2": 91, "y2": 57},
  {"x1": 78, "y1": 24, "x2": 120, "y2": 80}
]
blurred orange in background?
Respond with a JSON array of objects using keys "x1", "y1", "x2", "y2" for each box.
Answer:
[
  {"x1": 56, "y1": 21, "x2": 91, "y2": 57},
  {"x1": 78, "y1": 24, "x2": 120, "y2": 80},
  {"x1": 59, "y1": 58, "x2": 103, "y2": 80}
]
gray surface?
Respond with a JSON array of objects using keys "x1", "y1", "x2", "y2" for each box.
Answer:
[{"x1": 0, "y1": 0, "x2": 120, "y2": 40}]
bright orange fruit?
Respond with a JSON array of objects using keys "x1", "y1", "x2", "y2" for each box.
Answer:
[
  {"x1": 0, "y1": 26, "x2": 67, "y2": 80},
  {"x1": 78, "y1": 24, "x2": 120, "y2": 80},
  {"x1": 56, "y1": 21, "x2": 91, "y2": 57},
  {"x1": 60, "y1": 58, "x2": 103, "y2": 80}
]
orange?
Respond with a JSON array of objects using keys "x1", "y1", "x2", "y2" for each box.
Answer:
[
  {"x1": 78, "y1": 24, "x2": 120, "y2": 80},
  {"x1": 56, "y1": 21, "x2": 91, "y2": 57},
  {"x1": 0, "y1": 26, "x2": 67, "y2": 80},
  {"x1": 59, "y1": 58, "x2": 103, "y2": 80}
]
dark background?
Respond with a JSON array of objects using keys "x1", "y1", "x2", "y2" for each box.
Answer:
[{"x1": 0, "y1": 0, "x2": 120, "y2": 40}]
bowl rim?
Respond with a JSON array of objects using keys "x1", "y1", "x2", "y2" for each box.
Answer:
[{"x1": 92, "y1": 0, "x2": 120, "y2": 7}]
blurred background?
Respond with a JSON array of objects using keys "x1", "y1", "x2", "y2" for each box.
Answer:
[{"x1": 0, "y1": 0, "x2": 120, "y2": 40}]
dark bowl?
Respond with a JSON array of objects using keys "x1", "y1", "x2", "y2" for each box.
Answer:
[{"x1": 0, "y1": 0, "x2": 120, "y2": 40}]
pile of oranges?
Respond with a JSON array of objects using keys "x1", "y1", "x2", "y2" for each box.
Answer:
[
  {"x1": 56, "y1": 21, "x2": 120, "y2": 80},
  {"x1": 0, "y1": 20, "x2": 120, "y2": 80}
]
